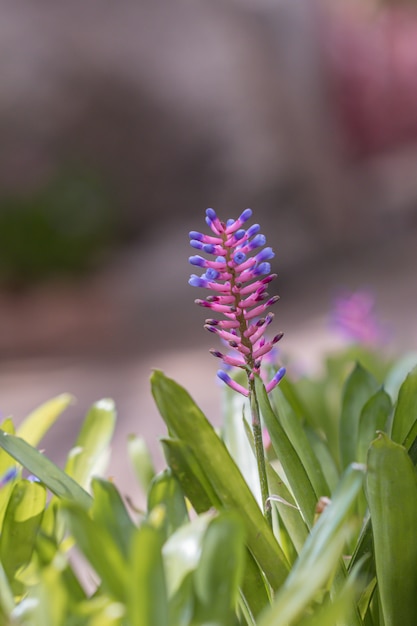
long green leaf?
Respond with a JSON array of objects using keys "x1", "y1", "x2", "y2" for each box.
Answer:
[
  {"x1": 255, "y1": 376, "x2": 317, "y2": 528},
  {"x1": 391, "y1": 365, "x2": 417, "y2": 446},
  {"x1": 258, "y1": 463, "x2": 365, "y2": 626},
  {"x1": 161, "y1": 438, "x2": 222, "y2": 513},
  {"x1": 128, "y1": 522, "x2": 168, "y2": 626},
  {"x1": 151, "y1": 371, "x2": 289, "y2": 591},
  {"x1": 63, "y1": 502, "x2": 128, "y2": 601},
  {"x1": 65, "y1": 399, "x2": 116, "y2": 490},
  {"x1": 357, "y1": 388, "x2": 392, "y2": 463},
  {"x1": 91, "y1": 478, "x2": 135, "y2": 559},
  {"x1": 339, "y1": 363, "x2": 378, "y2": 469},
  {"x1": 366, "y1": 433, "x2": 417, "y2": 626},
  {"x1": 194, "y1": 511, "x2": 246, "y2": 625},
  {"x1": 271, "y1": 387, "x2": 330, "y2": 498},
  {"x1": 16, "y1": 394, "x2": 74, "y2": 447},
  {"x1": 127, "y1": 434, "x2": 155, "y2": 492},
  {"x1": 0, "y1": 480, "x2": 46, "y2": 591},
  {"x1": 147, "y1": 469, "x2": 189, "y2": 540},
  {"x1": 0, "y1": 431, "x2": 92, "y2": 509}
]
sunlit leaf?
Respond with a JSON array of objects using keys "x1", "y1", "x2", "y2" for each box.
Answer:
[
  {"x1": 0, "y1": 480, "x2": 46, "y2": 592},
  {"x1": 16, "y1": 394, "x2": 74, "y2": 447},
  {"x1": 65, "y1": 399, "x2": 116, "y2": 490},
  {"x1": 0, "y1": 431, "x2": 92, "y2": 509}
]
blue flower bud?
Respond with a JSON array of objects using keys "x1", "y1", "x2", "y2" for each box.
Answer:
[
  {"x1": 254, "y1": 262, "x2": 271, "y2": 276},
  {"x1": 205, "y1": 268, "x2": 219, "y2": 280},
  {"x1": 248, "y1": 234, "x2": 266, "y2": 250},
  {"x1": 256, "y1": 247, "x2": 274, "y2": 262},
  {"x1": 234, "y1": 229, "x2": 246, "y2": 240},
  {"x1": 206, "y1": 208, "x2": 217, "y2": 221},
  {"x1": 233, "y1": 251, "x2": 246, "y2": 265},
  {"x1": 239, "y1": 208, "x2": 252, "y2": 223},
  {"x1": 189, "y1": 255, "x2": 206, "y2": 267},
  {"x1": 189, "y1": 275, "x2": 208, "y2": 288},
  {"x1": 189, "y1": 231, "x2": 203, "y2": 241}
]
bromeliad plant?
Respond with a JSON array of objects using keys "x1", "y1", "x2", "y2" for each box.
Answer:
[
  {"x1": 189, "y1": 208, "x2": 285, "y2": 526},
  {"x1": 0, "y1": 208, "x2": 415, "y2": 626}
]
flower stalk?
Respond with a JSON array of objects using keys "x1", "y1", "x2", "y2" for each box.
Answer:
[{"x1": 188, "y1": 208, "x2": 285, "y2": 525}]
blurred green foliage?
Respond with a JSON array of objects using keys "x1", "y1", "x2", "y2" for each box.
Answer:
[
  {"x1": 0, "y1": 170, "x2": 117, "y2": 286},
  {"x1": 0, "y1": 347, "x2": 415, "y2": 624}
]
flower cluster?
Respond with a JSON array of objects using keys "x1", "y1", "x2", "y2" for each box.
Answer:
[{"x1": 189, "y1": 208, "x2": 285, "y2": 396}]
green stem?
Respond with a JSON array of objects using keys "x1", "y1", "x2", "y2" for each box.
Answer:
[{"x1": 249, "y1": 376, "x2": 272, "y2": 529}]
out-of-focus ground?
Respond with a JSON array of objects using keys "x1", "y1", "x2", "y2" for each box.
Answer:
[{"x1": 0, "y1": 0, "x2": 417, "y2": 500}]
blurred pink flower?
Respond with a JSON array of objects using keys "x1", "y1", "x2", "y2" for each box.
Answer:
[{"x1": 330, "y1": 289, "x2": 387, "y2": 347}]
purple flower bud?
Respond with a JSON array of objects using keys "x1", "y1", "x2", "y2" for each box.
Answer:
[
  {"x1": 203, "y1": 244, "x2": 215, "y2": 254},
  {"x1": 235, "y1": 229, "x2": 246, "y2": 240},
  {"x1": 217, "y1": 370, "x2": 249, "y2": 397},
  {"x1": 189, "y1": 255, "x2": 207, "y2": 267},
  {"x1": 256, "y1": 247, "x2": 274, "y2": 262},
  {"x1": 205, "y1": 268, "x2": 219, "y2": 280},
  {"x1": 247, "y1": 223, "x2": 260, "y2": 237},
  {"x1": 248, "y1": 234, "x2": 266, "y2": 250},
  {"x1": 189, "y1": 275, "x2": 209, "y2": 288},
  {"x1": 189, "y1": 231, "x2": 203, "y2": 241},
  {"x1": 239, "y1": 208, "x2": 252, "y2": 223},
  {"x1": 253, "y1": 262, "x2": 271, "y2": 276},
  {"x1": 206, "y1": 208, "x2": 217, "y2": 221},
  {"x1": 265, "y1": 367, "x2": 286, "y2": 393},
  {"x1": 233, "y1": 251, "x2": 246, "y2": 264}
]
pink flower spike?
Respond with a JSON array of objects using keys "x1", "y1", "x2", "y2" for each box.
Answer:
[
  {"x1": 265, "y1": 367, "x2": 286, "y2": 393},
  {"x1": 217, "y1": 370, "x2": 249, "y2": 396},
  {"x1": 189, "y1": 208, "x2": 284, "y2": 395}
]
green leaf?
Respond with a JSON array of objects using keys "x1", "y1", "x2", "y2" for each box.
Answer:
[
  {"x1": 304, "y1": 427, "x2": 340, "y2": 493},
  {"x1": 127, "y1": 522, "x2": 169, "y2": 626},
  {"x1": 0, "y1": 419, "x2": 18, "y2": 527},
  {"x1": 161, "y1": 438, "x2": 221, "y2": 513},
  {"x1": 391, "y1": 365, "x2": 417, "y2": 446},
  {"x1": 0, "y1": 561, "x2": 15, "y2": 621},
  {"x1": 63, "y1": 502, "x2": 128, "y2": 601},
  {"x1": 16, "y1": 394, "x2": 74, "y2": 447},
  {"x1": 266, "y1": 463, "x2": 309, "y2": 557},
  {"x1": 222, "y1": 388, "x2": 261, "y2": 505},
  {"x1": 258, "y1": 463, "x2": 365, "y2": 626},
  {"x1": 255, "y1": 376, "x2": 318, "y2": 528},
  {"x1": 357, "y1": 388, "x2": 392, "y2": 463},
  {"x1": 339, "y1": 363, "x2": 378, "y2": 469},
  {"x1": 240, "y1": 548, "x2": 271, "y2": 621},
  {"x1": 151, "y1": 371, "x2": 289, "y2": 591},
  {"x1": 194, "y1": 511, "x2": 246, "y2": 625},
  {"x1": 0, "y1": 480, "x2": 46, "y2": 590},
  {"x1": 147, "y1": 469, "x2": 189, "y2": 540},
  {"x1": 65, "y1": 399, "x2": 116, "y2": 490},
  {"x1": 163, "y1": 512, "x2": 212, "y2": 598},
  {"x1": 0, "y1": 430, "x2": 92, "y2": 509},
  {"x1": 127, "y1": 435, "x2": 155, "y2": 493},
  {"x1": 366, "y1": 433, "x2": 417, "y2": 626},
  {"x1": 271, "y1": 387, "x2": 330, "y2": 499},
  {"x1": 90, "y1": 478, "x2": 135, "y2": 559}
]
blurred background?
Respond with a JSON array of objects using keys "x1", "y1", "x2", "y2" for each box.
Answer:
[{"x1": 1, "y1": 0, "x2": 417, "y2": 497}]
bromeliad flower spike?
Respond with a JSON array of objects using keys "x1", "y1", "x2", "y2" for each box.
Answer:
[
  {"x1": 189, "y1": 208, "x2": 284, "y2": 526},
  {"x1": 188, "y1": 208, "x2": 285, "y2": 397}
]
